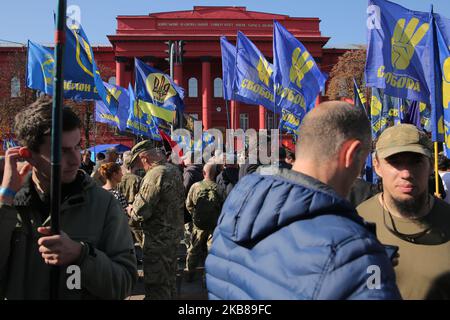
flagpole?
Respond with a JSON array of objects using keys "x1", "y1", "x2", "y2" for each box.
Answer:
[
  {"x1": 50, "y1": 0, "x2": 67, "y2": 300},
  {"x1": 430, "y1": 5, "x2": 441, "y2": 198},
  {"x1": 225, "y1": 99, "x2": 230, "y2": 129},
  {"x1": 434, "y1": 142, "x2": 441, "y2": 198},
  {"x1": 94, "y1": 109, "x2": 97, "y2": 160}
]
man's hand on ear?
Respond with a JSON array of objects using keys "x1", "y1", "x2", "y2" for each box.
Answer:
[{"x1": 1, "y1": 147, "x2": 32, "y2": 205}]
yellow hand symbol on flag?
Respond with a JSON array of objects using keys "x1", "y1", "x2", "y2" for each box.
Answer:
[
  {"x1": 106, "y1": 87, "x2": 122, "y2": 104},
  {"x1": 256, "y1": 57, "x2": 273, "y2": 86},
  {"x1": 419, "y1": 102, "x2": 427, "y2": 113},
  {"x1": 371, "y1": 94, "x2": 382, "y2": 117},
  {"x1": 391, "y1": 18, "x2": 429, "y2": 70},
  {"x1": 290, "y1": 47, "x2": 314, "y2": 88},
  {"x1": 438, "y1": 116, "x2": 445, "y2": 135},
  {"x1": 443, "y1": 56, "x2": 450, "y2": 109}
]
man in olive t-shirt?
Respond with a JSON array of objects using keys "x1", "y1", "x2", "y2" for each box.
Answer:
[{"x1": 358, "y1": 125, "x2": 450, "y2": 300}]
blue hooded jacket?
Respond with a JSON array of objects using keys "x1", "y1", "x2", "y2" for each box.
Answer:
[{"x1": 205, "y1": 168, "x2": 401, "y2": 300}]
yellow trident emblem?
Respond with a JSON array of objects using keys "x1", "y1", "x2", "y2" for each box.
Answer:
[
  {"x1": 290, "y1": 47, "x2": 314, "y2": 88},
  {"x1": 256, "y1": 56, "x2": 273, "y2": 86},
  {"x1": 391, "y1": 18, "x2": 429, "y2": 70}
]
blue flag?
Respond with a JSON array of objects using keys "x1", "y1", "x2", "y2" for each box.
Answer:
[
  {"x1": 365, "y1": 0, "x2": 432, "y2": 104},
  {"x1": 26, "y1": 24, "x2": 118, "y2": 114},
  {"x1": 135, "y1": 58, "x2": 184, "y2": 115},
  {"x1": 396, "y1": 97, "x2": 408, "y2": 124},
  {"x1": 65, "y1": 24, "x2": 118, "y2": 114},
  {"x1": 26, "y1": 41, "x2": 54, "y2": 94},
  {"x1": 220, "y1": 36, "x2": 255, "y2": 105},
  {"x1": 220, "y1": 36, "x2": 235, "y2": 101},
  {"x1": 382, "y1": 95, "x2": 403, "y2": 125},
  {"x1": 234, "y1": 31, "x2": 279, "y2": 113},
  {"x1": 95, "y1": 83, "x2": 130, "y2": 132},
  {"x1": 353, "y1": 78, "x2": 367, "y2": 113},
  {"x1": 370, "y1": 88, "x2": 388, "y2": 138},
  {"x1": 126, "y1": 83, "x2": 161, "y2": 141},
  {"x1": 279, "y1": 109, "x2": 300, "y2": 139},
  {"x1": 273, "y1": 20, "x2": 327, "y2": 117},
  {"x1": 135, "y1": 58, "x2": 184, "y2": 138},
  {"x1": 404, "y1": 100, "x2": 428, "y2": 130},
  {"x1": 430, "y1": 13, "x2": 450, "y2": 154}
]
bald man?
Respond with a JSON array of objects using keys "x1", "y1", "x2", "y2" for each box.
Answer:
[
  {"x1": 205, "y1": 101, "x2": 401, "y2": 300},
  {"x1": 185, "y1": 163, "x2": 223, "y2": 281}
]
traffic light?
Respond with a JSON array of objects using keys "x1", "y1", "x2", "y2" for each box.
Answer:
[
  {"x1": 164, "y1": 40, "x2": 174, "y2": 63},
  {"x1": 178, "y1": 40, "x2": 186, "y2": 63},
  {"x1": 164, "y1": 40, "x2": 175, "y2": 78}
]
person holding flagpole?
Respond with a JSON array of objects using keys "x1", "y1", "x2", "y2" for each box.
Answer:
[{"x1": 0, "y1": 97, "x2": 137, "y2": 299}]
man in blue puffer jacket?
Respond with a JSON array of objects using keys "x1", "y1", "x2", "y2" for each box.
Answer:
[{"x1": 205, "y1": 101, "x2": 401, "y2": 300}]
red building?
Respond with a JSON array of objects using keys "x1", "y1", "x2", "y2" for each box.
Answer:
[
  {"x1": 0, "y1": 6, "x2": 348, "y2": 151},
  {"x1": 108, "y1": 6, "x2": 347, "y2": 132}
]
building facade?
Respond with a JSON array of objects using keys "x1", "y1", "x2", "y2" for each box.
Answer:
[{"x1": 108, "y1": 6, "x2": 347, "y2": 132}]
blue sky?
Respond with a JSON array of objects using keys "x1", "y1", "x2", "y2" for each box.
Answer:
[{"x1": 1, "y1": 0, "x2": 449, "y2": 47}]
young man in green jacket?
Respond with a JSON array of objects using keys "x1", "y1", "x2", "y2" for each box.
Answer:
[{"x1": 0, "y1": 97, "x2": 137, "y2": 300}]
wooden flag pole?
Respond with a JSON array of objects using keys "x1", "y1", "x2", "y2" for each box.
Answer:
[{"x1": 434, "y1": 142, "x2": 441, "y2": 198}]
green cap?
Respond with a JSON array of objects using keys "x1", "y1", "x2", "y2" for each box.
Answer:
[
  {"x1": 129, "y1": 140, "x2": 158, "y2": 165},
  {"x1": 376, "y1": 124, "x2": 432, "y2": 159}
]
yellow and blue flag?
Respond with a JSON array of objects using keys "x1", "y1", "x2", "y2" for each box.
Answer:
[
  {"x1": 370, "y1": 88, "x2": 389, "y2": 138},
  {"x1": 273, "y1": 20, "x2": 327, "y2": 117},
  {"x1": 279, "y1": 109, "x2": 300, "y2": 139},
  {"x1": 365, "y1": 0, "x2": 432, "y2": 104},
  {"x1": 135, "y1": 58, "x2": 184, "y2": 117},
  {"x1": 430, "y1": 13, "x2": 450, "y2": 154},
  {"x1": 404, "y1": 100, "x2": 430, "y2": 131},
  {"x1": 233, "y1": 31, "x2": 279, "y2": 113},
  {"x1": 26, "y1": 41, "x2": 54, "y2": 94},
  {"x1": 353, "y1": 78, "x2": 367, "y2": 113},
  {"x1": 26, "y1": 24, "x2": 118, "y2": 114},
  {"x1": 126, "y1": 83, "x2": 162, "y2": 141},
  {"x1": 382, "y1": 94, "x2": 404, "y2": 125},
  {"x1": 65, "y1": 24, "x2": 119, "y2": 114},
  {"x1": 95, "y1": 83, "x2": 130, "y2": 132}
]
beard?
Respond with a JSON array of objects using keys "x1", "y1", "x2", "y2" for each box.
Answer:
[{"x1": 391, "y1": 191, "x2": 429, "y2": 217}]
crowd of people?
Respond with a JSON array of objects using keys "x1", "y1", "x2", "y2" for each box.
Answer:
[{"x1": 1, "y1": 97, "x2": 450, "y2": 300}]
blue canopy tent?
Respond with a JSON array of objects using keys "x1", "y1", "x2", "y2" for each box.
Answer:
[{"x1": 88, "y1": 144, "x2": 131, "y2": 162}]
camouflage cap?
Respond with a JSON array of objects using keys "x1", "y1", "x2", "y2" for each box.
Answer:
[
  {"x1": 376, "y1": 124, "x2": 432, "y2": 159},
  {"x1": 130, "y1": 140, "x2": 158, "y2": 165}
]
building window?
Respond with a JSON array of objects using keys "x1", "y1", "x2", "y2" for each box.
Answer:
[
  {"x1": 213, "y1": 77, "x2": 223, "y2": 98},
  {"x1": 240, "y1": 113, "x2": 249, "y2": 130},
  {"x1": 266, "y1": 111, "x2": 276, "y2": 130},
  {"x1": 108, "y1": 76, "x2": 116, "y2": 85},
  {"x1": 11, "y1": 76, "x2": 20, "y2": 98},
  {"x1": 188, "y1": 77, "x2": 198, "y2": 98}
]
